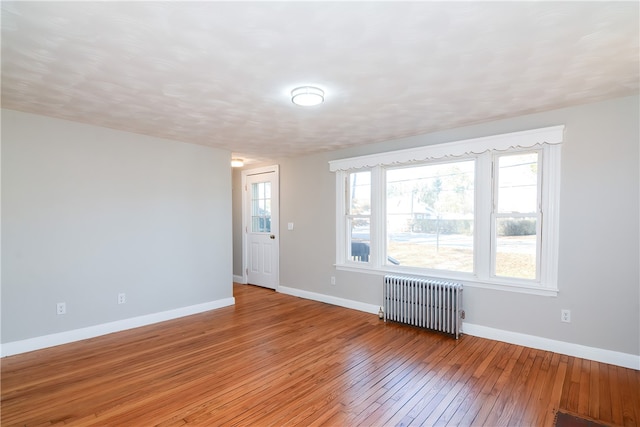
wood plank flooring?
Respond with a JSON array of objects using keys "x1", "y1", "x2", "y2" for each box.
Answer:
[{"x1": 2, "y1": 283, "x2": 639, "y2": 426}]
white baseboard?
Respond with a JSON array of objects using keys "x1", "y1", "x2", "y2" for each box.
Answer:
[
  {"x1": 278, "y1": 286, "x2": 639, "y2": 370},
  {"x1": 278, "y1": 286, "x2": 380, "y2": 315},
  {"x1": 5, "y1": 289, "x2": 637, "y2": 370},
  {"x1": 1, "y1": 297, "x2": 235, "y2": 357},
  {"x1": 233, "y1": 275, "x2": 245, "y2": 284},
  {"x1": 462, "y1": 323, "x2": 639, "y2": 370}
]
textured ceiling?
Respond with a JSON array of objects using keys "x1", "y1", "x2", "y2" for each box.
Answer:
[{"x1": 2, "y1": 2, "x2": 638, "y2": 163}]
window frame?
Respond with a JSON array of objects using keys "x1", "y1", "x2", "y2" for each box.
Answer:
[
  {"x1": 385, "y1": 156, "x2": 477, "y2": 273},
  {"x1": 491, "y1": 150, "x2": 542, "y2": 281},
  {"x1": 330, "y1": 126, "x2": 563, "y2": 296},
  {"x1": 345, "y1": 170, "x2": 372, "y2": 265}
]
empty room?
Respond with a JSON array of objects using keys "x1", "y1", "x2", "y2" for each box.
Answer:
[{"x1": 1, "y1": 2, "x2": 639, "y2": 426}]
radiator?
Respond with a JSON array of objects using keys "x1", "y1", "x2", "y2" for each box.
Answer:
[{"x1": 384, "y1": 275, "x2": 463, "y2": 339}]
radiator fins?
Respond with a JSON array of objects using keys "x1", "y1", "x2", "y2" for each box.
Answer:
[{"x1": 384, "y1": 274, "x2": 463, "y2": 339}]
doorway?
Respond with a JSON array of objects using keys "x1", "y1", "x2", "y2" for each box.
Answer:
[{"x1": 242, "y1": 165, "x2": 279, "y2": 289}]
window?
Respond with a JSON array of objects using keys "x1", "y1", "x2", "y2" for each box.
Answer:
[
  {"x1": 387, "y1": 160, "x2": 475, "y2": 272},
  {"x1": 251, "y1": 182, "x2": 271, "y2": 233},
  {"x1": 330, "y1": 126, "x2": 563, "y2": 295},
  {"x1": 347, "y1": 171, "x2": 371, "y2": 263},
  {"x1": 493, "y1": 152, "x2": 540, "y2": 280}
]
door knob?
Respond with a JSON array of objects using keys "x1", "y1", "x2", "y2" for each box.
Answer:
[{"x1": 270, "y1": 235, "x2": 275, "y2": 239}]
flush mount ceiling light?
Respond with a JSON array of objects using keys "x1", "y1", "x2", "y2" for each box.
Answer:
[
  {"x1": 291, "y1": 86, "x2": 324, "y2": 107},
  {"x1": 230, "y1": 158, "x2": 244, "y2": 168}
]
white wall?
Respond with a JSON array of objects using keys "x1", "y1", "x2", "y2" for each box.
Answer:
[
  {"x1": 233, "y1": 95, "x2": 640, "y2": 366},
  {"x1": 2, "y1": 110, "x2": 233, "y2": 348},
  {"x1": 232, "y1": 168, "x2": 243, "y2": 280}
]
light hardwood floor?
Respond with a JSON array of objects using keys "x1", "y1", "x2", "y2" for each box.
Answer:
[{"x1": 2, "y1": 283, "x2": 639, "y2": 426}]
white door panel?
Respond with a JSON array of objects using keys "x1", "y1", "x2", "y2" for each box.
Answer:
[{"x1": 244, "y1": 166, "x2": 279, "y2": 289}]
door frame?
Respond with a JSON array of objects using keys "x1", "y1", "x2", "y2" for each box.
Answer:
[{"x1": 241, "y1": 164, "x2": 280, "y2": 289}]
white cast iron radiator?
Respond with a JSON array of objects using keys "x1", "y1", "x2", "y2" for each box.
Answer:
[{"x1": 384, "y1": 275, "x2": 463, "y2": 339}]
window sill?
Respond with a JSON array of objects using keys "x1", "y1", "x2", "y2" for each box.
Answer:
[{"x1": 334, "y1": 264, "x2": 558, "y2": 297}]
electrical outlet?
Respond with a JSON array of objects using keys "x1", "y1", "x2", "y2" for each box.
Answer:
[
  {"x1": 118, "y1": 293, "x2": 126, "y2": 304},
  {"x1": 330, "y1": 276, "x2": 336, "y2": 285},
  {"x1": 56, "y1": 302, "x2": 66, "y2": 315},
  {"x1": 561, "y1": 309, "x2": 571, "y2": 323}
]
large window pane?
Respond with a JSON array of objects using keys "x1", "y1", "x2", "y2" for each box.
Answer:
[
  {"x1": 495, "y1": 217, "x2": 537, "y2": 279},
  {"x1": 497, "y1": 153, "x2": 538, "y2": 213},
  {"x1": 349, "y1": 217, "x2": 370, "y2": 263},
  {"x1": 494, "y1": 152, "x2": 539, "y2": 280},
  {"x1": 349, "y1": 171, "x2": 371, "y2": 215},
  {"x1": 386, "y1": 160, "x2": 474, "y2": 272}
]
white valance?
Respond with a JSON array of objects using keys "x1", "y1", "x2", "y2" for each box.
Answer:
[{"x1": 329, "y1": 125, "x2": 564, "y2": 172}]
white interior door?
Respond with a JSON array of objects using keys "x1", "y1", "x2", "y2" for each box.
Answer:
[{"x1": 244, "y1": 166, "x2": 279, "y2": 289}]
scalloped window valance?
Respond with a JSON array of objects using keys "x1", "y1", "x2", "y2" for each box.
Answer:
[{"x1": 329, "y1": 125, "x2": 564, "y2": 172}]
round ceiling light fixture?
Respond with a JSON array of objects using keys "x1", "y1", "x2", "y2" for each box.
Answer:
[
  {"x1": 230, "y1": 158, "x2": 244, "y2": 168},
  {"x1": 291, "y1": 86, "x2": 324, "y2": 107}
]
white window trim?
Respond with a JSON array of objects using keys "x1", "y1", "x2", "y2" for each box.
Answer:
[
  {"x1": 329, "y1": 126, "x2": 564, "y2": 172},
  {"x1": 330, "y1": 126, "x2": 564, "y2": 297}
]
